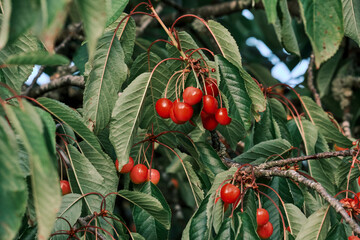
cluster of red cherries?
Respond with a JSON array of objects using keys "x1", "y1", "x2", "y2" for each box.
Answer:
[
  {"x1": 219, "y1": 183, "x2": 273, "y2": 239},
  {"x1": 115, "y1": 157, "x2": 160, "y2": 185},
  {"x1": 155, "y1": 81, "x2": 231, "y2": 130}
]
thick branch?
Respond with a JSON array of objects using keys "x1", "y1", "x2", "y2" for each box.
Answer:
[
  {"x1": 157, "y1": 0, "x2": 300, "y2": 27},
  {"x1": 256, "y1": 169, "x2": 360, "y2": 235},
  {"x1": 256, "y1": 149, "x2": 356, "y2": 169},
  {"x1": 222, "y1": 149, "x2": 356, "y2": 169},
  {"x1": 28, "y1": 75, "x2": 84, "y2": 98}
]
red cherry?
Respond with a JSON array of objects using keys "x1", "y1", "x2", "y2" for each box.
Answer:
[
  {"x1": 257, "y1": 208, "x2": 270, "y2": 226},
  {"x1": 116, "y1": 157, "x2": 134, "y2": 173},
  {"x1": 60, "y1": 180, "x2": 71, "y2": 195},
  {"x1": 203, "y1": 95, "x2": 218, "y2": 114},
  {"x1": 155, "y1": 98, "x2": 173, "y2": 118},
  {"x1": 220, "y1": 183, "x2": 240, "y2": 204},
  {"x1": 147, "y1": 169, "x2": 160, "y2": 185},
  {"x1": 173, "y1": 101, "x2": 194, "y2": 122},
  {"x1": 201, "y1": 112, "x2": 218, "y2": 131},
  {"x1": 130, "y1": 164, "x2": 148, "y2": 184},
  {"x1": 349, "y1": 236, "x2": 360, "y2": 240},
  {"x1": 257, "y1": 221, "x2": 273, "y2": 239},
  {"x1": 215, "y1": 108, "x2": 232, "y2": 125},
  {"x1": 204, "y1": 80, "x2": 219, "y2": 97},
  {"x1": 170, "y1": 103, "x2": 185, "y2": 124},
  {"x1": 183, "y1": 87, "x2": 203, "y2": 105},
  {"x1": 286, "y1": 226, "x2": 291, "y2": 233}
]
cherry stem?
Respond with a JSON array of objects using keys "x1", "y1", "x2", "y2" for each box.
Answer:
[
  {"x1": 258, "y1": 190, "x2": 286, "y2": 240},
  {"x1": 147, "y1": 39, "x2": 173, "y2": 72},
  {"x1": 170, "y1": 14, "x2": 225, "y2": 56},
  {"x1": 155, "y1": 140, "x2": 199, "y2": 207}
]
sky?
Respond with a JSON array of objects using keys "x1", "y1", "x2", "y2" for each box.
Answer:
[{"x1": 25, "y1": 10, "x2": 309, "y2": 88}]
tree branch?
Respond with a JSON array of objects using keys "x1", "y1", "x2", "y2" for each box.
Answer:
[
  {"x1": 256, "y1": 169, "x2": 360, "y2": 235},
  {"x1": 307, "y1": 54, "x2": 322, "y2": 107},
  {"x1": 256, "y1": 149, "x2": 356, "y2": 169},
  {"x1": 28, "y1": 75, "x2": 84, "y2": 98}
]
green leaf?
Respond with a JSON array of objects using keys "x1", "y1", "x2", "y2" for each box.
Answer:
[
  {"x1": 342, "y1": 0, "x2": 360, "y2": 46},
  {"x1": 208, "y1": 20, "x2": 242, "y2": 68},
  {"x1": 79, "y1": 142, "x2": 118, "y2": 210},
  {"x1": 105, "y1": 0, "x2": 129, "y2": 26},
  {"x1": 217, "y1": 119, "x2": 246, "y2": 150},
  {"x1": 105, "y1": 13, "x2": 136, "y2": 65},
  {"x1": 217, "y1": 55, "x2": 251, "y2": 129},
  {"x1": 316, "y1": 48, "x2": 343, "y2": 97},
  {"x1": 215, "y1": 218, "x2": 234, "y2": 239},
  {"x1": 35, "y1": 107, "x2": 56, "y2": 156},
  {"x1": 67, "y1": 145, "x2": 105, "y2": 213},
  {"x1": 302, "y1": 96, "x2": 352, "y2": 147},
  {"x1": 6, "y1": 51, "x2": 70, "y2": 66},
  {"x1": 298, "y1": 0, "x2": 344, "y2": 67},
  {"x1": 195, "y1": 142, "x2": 228, "y2": 178},
  {"x1": 0, "y1": 117, "x2": 28, "y2": 240},
  {"x1": 184, "y1": 161, "x2": 204, "y2": 203},
  {"x1": 254, "y1": 104, "x2": 277, "y2": 144},
  {"x1": 233, "y1": 139, "x2": 292, "y2": 164},
  {"x1": 53, "y1": 194, "x2": 83, "y2": 237},
  {"x1": 4, "y1": 102, "x2": 61, "y2": 240},
  {"x1": 76, "y1": 0, "x2": 106, "y2": 60},
  {"x1": 285, "y1": 203, "x2": 307, "y2": 237},
  {"x1": 118, "y1": 190, "x2": 171, "y2": 229},
  {"x1": 189, "y1": 195, "x2": 210, "y2": 240},
  {"x1": 38, "y1": 97, "x2": 104, "y2": 153},
  {"x1": 295, "y1": 206, "x2": 330, "y2": 240},
  {"x1": 133, "y1": 182, "x2": 171, "y2": 240},
  {"x1": 0, "y1": 0, "x2": 39, "y2": 46},
  {"x1": 83, "y1": 32, "x2": 127, "y2": 134},
  {"x1": 262, "y1": 0, "x2": 278, "y2": 24},
  {"x1": 0, "y1": 34, "x2": 38, "y2": 93},
  {"x1": 235, "y1": 212, "x2": 260, "y2": 240},
  {"x1": 276, "y1": 0, "x2": 300, "y2": 55},
  {"x1": 0, "y1": 0, "x2": 11, "y2": 48},
  {"x1": 239, "y1": 66, "x2": 267, "y2": 119},
  {"x1": 325, "y1": 222, "x2": 347, "y2": 240},
  {"x1": 110, "y1": 72, "x2": 151, "y2": 169}
]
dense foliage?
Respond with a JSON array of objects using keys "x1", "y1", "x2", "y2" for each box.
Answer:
[{"x1": 1, "y1": 0, "x2": 360, "y2": 239}]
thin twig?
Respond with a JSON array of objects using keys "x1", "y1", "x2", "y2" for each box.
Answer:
[
  {"x1": 256, "y1": 169, "x2": 360, "y2": 235},
  {"x1": 24, "y1": 66, "x2": 46, "y2": 95},
  {"x1": 307, "y1": 54, "x2": 322, "y2": 107},
  {"x1": 77, "y1": 214, "x2": 106, "y2": 240}
]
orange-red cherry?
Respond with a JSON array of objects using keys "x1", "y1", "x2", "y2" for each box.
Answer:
[
  {"x1": 220, "y1": 183, "x2": 240, "y2": 204},
  {"x1": 173, "y1": 101, "x2": 194, "y2": 122},
  {"x1": 116, "y1": 157, "x2": 134, "y2": 173},
  {"x1": 130, "y1": 164, "x2": 148, "y2": 184},
  {"x1": 354, "y1": 192, "x2": 360, "y2": 207},
  {"x1": 257, "y1": 208, "x2": 270, "y2": 226},
  {"x1": 147, "y1": 169, "x2": 160, "y2": 185},
  {"x1": 257, "y1": 221, "x2": 273, "y2": 239},
  {"x1": 183, "y1": 87, "x2": 203, "y2": 105},
  {"x1": 155, "y1": 98, "x2": 173, "y2": 118},
  {"x1": 203, "y1": 95, "x2": 218, "y2": 114},
  {"x1": 60, "y1": 180, "x2": 71, "y2": 195},
  {"x1": 215, "y1": 108, "x2": 232, "y2": 125}
]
